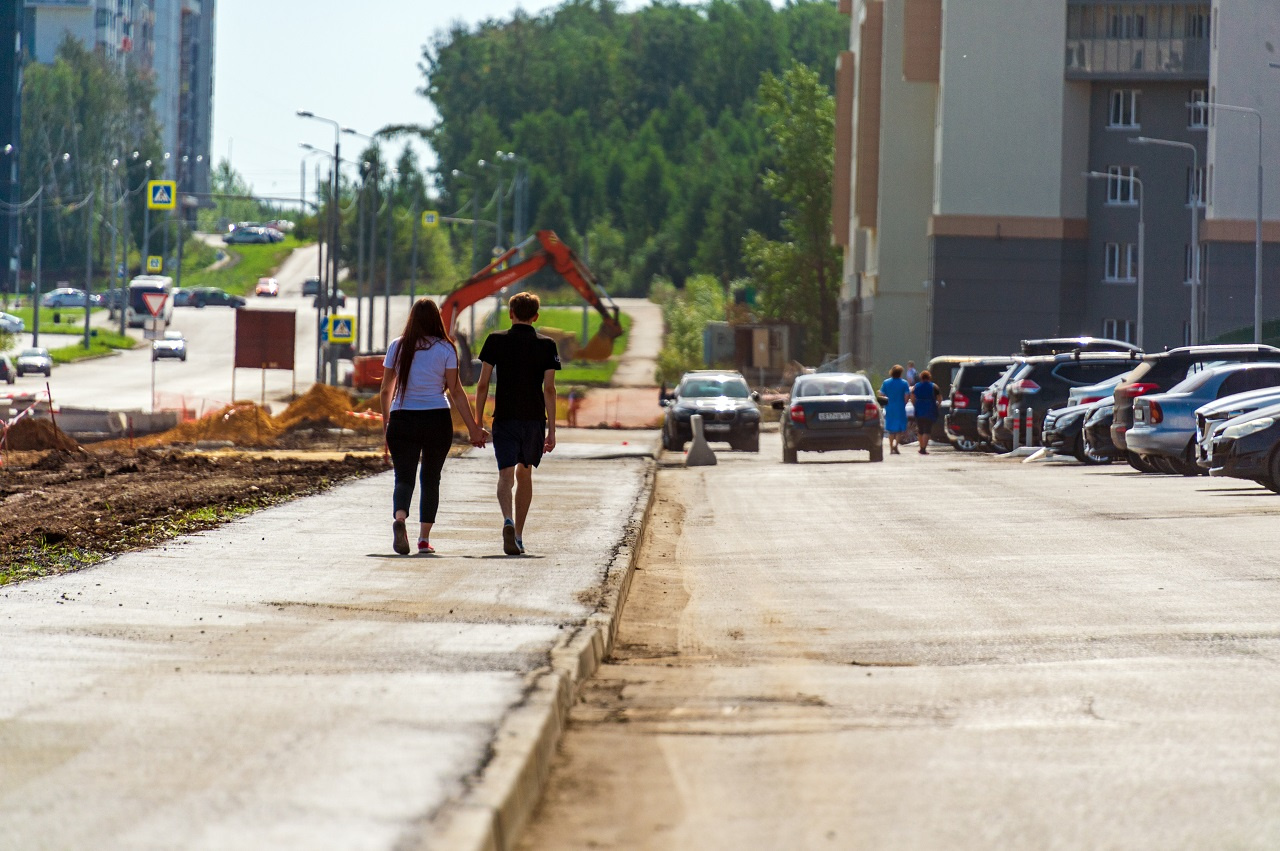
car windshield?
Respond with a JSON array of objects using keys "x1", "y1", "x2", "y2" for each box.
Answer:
[
  {"x1": 1168, "y1": 370, "x2": 1218, "y2": 394},
  {"x1": 20, "y1": 349, "x2": 45, "y2": 357},
  {"x1": 164, "y1": 331, "x2": 183, "y2": 340},
  {"x1": 681, "y1": 378, "x2": 750, "y2": 398},
  {"x1": 795, "y1": 377, "x2": 872, "y2": 397}
]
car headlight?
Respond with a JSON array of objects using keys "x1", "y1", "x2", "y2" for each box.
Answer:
[{"x1": 1222, "y1": 417, "x2": 1274, "y2": 440}]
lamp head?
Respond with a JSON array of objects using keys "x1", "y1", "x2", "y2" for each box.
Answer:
[{"x1": 297, "y1": 110, "x2": 314, "y2": 118}]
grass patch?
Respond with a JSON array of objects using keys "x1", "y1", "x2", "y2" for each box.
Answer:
[
  {"x1": 483, "y1": 307, "x2": 633, "y2": 387},
  {"x1": 5, "y1": 305, "x2": 111, "y2": 337},
  {"x1": 180, "y1": 236, "x2": 308, "y2": 296},
  {"x1": 48, "y1": 328, "x2": 137, "y2": 363}
]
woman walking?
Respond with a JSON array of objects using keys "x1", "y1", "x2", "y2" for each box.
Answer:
[
  {"x1": 380, "y1": 298, "x2": 487, "y2": 555},
  {"x1": 879, "y1": 364, "x2": 911, "y2": 455},
  {"x1": 911, "y1": 369, "x2": 942, "y2": 455}
]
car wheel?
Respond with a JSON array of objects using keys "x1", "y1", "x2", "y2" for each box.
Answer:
[
  {"x1": 869, "y1": 444, "x2": 884, "y2": 462},
  {"x1": 1171, "y1": 443, "x2": 1204, "y2": 476},
  {"x1": 782, "y1": 444, "x2": 797, "y2": 464},
  {"x1": 739, "y1": 434, "x2": 759, "y2": 453},
  {"x1": 43, "y1": 368, "x2": 51, "y2": 377},
  {"x1": 1151, "y1": 456, "x2": 1179, "y2": 475},
  {"x1": 1074, "y1": 433, "x2": 1108, "y2": 465},
  {"x1": 952, "y1": 436, "x2": 980, "y2": 452},
  {"x1": 1127, "y1": 451, "x2": 1157, "y2": 473},
  {"x1": 1267, "y1": 449, "x2": 1280, "y2": 493}
]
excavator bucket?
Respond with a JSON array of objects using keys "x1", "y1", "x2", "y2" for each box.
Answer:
[{"x1": 576, "y1": 319, "x2": 625, "y2": 361}]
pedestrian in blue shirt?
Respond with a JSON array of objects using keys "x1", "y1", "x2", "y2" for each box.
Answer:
[
  {"x1": 878, "y1": 364, "x2": 911, "y2": 455},
  {"x1": 911, "y1": 369, "x2": 942, "y2": 455}
]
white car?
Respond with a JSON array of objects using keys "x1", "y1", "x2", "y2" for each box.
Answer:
[
  {"x1": 0, "y1": 311, "x2": 23, "y2": 333},
  {"x1": 151, "y1": 330, "x2": 188, "y2": 362}
]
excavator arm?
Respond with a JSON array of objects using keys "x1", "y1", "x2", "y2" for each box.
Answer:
[{"x1": 442, "y1": 230, "x2": 624, "y2": 382}]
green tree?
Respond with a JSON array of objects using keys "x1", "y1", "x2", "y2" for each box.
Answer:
[
  {"x1": 742, "y1": 62, "x2": 842, "y2": 362},
  {"x1": 653, "y1": 274, "x2": 727, "y2": 385}
]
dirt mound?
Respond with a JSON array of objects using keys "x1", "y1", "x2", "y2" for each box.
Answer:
[
  {"x1": 275, "y1": 384, "x2": 373, "y2": 432},
  {"x1": 131, "y1": 403, "x2": 283, "y2": 448},
  {"x1": 3, "y1": 417, "x2": 82, "y2": 452}
]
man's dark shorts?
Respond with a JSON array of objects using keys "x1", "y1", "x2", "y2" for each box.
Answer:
[{"x1": 492, "y1": 419, "x2": 546, "y2": 469}]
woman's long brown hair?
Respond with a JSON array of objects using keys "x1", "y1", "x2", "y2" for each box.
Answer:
[{"x1": 393, "y1": 298, "x2": 456, "y2": 400}]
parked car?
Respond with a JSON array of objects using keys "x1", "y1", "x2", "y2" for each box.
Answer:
[
  {"x1": 255, "y1": 277, "x2": 280, "y2": 297},
  {"x1": 1001, "y1": 351, "x2": 1141, "y2": 447},
  {"x1": 1083, "y1": 398, "x2": 1123, "y2": 462},
  {"x1": 1207, "y1": 401, "x2": 1280, "y2": 491},
  {"x1": 1020, "y1": 336, "x2": 1142, "y2": 356},
  {"x1": 925, "y1": 356, "x2": 989, "y2": 444},
  {"x1": 1127, "y1": 363, "x2": 1280, "y2": 475},
  {"x1": 41, "y1": 287, "x2": 101, "y2": 308},
  {"x1": 301, "y1": 276, "x2": 321, "y2": 296},
  {"x1": 976, "y1": 361, "x2": 1023, "y2": 451},
  {"x1": 1195, "y1": 386, "x2": 1280, "y2": 470},
  {"x1": 190, "y1": 287, "x2": 246, "y2": 308},
  {"x1": 1041, "y1": 402, "x2": 1111, "y2": 464},
  {"x1": 1111, "y1": 344, "x2": 1280, "y2": 469},
  {"x1": 151, "y1": 329, "x2": 188, "y2": 362},
  {"x1": 0, "y1": 310, "x2": 24, "y2": 333},
  {"x1": 313, "y1": 288, "x2": 347, "y2": 310},
  {"x1": 14, "y1": 347, "x2": 53, "y2": 377},
  {"x1": 946, "y1": 357, "x2": 1015, "y2": 451},
  {"x1": 774, "y1": 372, "x2": 883, "y2": 463},
  {"x1": 661, "y1": 370, "x2": 761, "y2": 452},
  {"x1": 224, "y1": 226, "x2": 272, "y2": 245},
  {"x1": 0, "y1": 353, "x2": 15, "y2": 384}
]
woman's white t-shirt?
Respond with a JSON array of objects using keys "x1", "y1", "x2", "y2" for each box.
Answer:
[{"x1": 383, "y1": 337, "x2": 458, "y2": 412}]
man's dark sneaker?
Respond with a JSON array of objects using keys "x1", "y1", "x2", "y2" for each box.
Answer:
[
  {"x1": 392, "y1": 520, "x2": 410, "y2": 555},
  {"x1": 502, "y1": 522, "x2": 520, "y2": 556},
  {"x1": 516, "y1": 537, "x2": 525, "y2": 554}
]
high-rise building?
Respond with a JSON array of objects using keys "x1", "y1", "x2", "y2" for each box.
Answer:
[{"x1": 834, "y1": 0, "x2": 1280, "y2": 369}]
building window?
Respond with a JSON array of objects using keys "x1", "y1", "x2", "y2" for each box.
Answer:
[
  {"x1": 1187, "y1": 10, "x2": 1210, "y2": 38},
  {"x1": 1105, "y1": 242, "x2": 1138, "y2": 282},
  {"x1": 1186, "y1": 166, "x2": 1206, "y2": 206},
  {"x1": 1184, "y1": 243, "x2": 1207, "y2": 283},
  {"x1": 1107, "y1": 11, "x2": 1146, "y2": 38},
  {"x1": 1107, "y1": 165, "x2": 1139, "y2": 205},
  {"x1": 1108, "y1": 90, "x2": 1140, "y2": 128},
  {"x1": 1188, "y1": 89, "x2": 1208, "y2": 128},
  {"x1": 1102, "y1": 319, "x2": 1136, "y2": 343}
]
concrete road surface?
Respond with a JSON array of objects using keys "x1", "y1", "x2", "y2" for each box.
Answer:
[
  {"x1": 610, "y1": 297, "x2": 661, "y2": 388},
  {"x1": 0, "y1": 431, "x2": 655, "y2": 850},
  {"x1": 521, "y1": 439, "x2": 1280, "y2": 850}
]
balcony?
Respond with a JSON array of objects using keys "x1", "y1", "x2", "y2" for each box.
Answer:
[{"x1": 1066, "y1": 36, "x2": 1209, "y2": 79}]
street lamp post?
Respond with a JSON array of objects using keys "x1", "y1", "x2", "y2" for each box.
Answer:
[
  {"x1": 1132, "y1": 136, "x2": 1201, "y2": 343},
  {"x1": 1199, "y1": 101, "x2": 1263, "y2": 344},
  {"x1": 496, "y1": 151, "x2": 529, "y2": 244},
  {"x1": 297, "y1": 110, "x2": 342, "y2": 383}
]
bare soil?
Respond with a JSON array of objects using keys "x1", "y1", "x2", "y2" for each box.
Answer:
[{"x1": 0, "y1": 445, "x2": 387, "y2": 586}]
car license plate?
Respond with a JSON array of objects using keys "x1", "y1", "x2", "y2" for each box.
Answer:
[
  {"x1": 817, "y1": 411, "x2": 852, "y2": 421},
  {"x1": 704, "y1": 423, "x2": 730, "y2": 432}
]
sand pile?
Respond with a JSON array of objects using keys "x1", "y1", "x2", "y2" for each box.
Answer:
[
  {"x1": 138, "y1": 402, "x2": 282, "y2": 447},
  {"x1": 275, "y1": 384, "x2": 376, "y2": 432},
  {"x1": 2, "y1": 417, "x2": 82, "y2": 452}
]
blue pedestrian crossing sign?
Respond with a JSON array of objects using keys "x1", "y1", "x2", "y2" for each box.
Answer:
[
  {"x1": 326, "y1": 314, "x2": 356, "y2": 345},
  {"x1": 147, "y1": 180, "x2": 177, "y2": 210},
  {"x1": 146, "y1": 255, "x2": 163, "y2": 272},
  {"x1": 422, "y1": 210, "x2": 439, "y2": 229}
]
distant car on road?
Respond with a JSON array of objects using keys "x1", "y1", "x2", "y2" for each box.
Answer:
[
  {"x1": 42, "y1": 287, "x2": 101, "y2": 308},
  {"x1": 171, "y1": 288, "x2": 194, "y2": 307},
  {"x1": 301, "y1": 276, "x2": 321, "y2": 296},
  {"x1": 255, "y1": 277, "x2": 280, "y2": 297},
  {"x1": 661, "y1": 370, "x2": 761, "y2": 452},
  {"x1": 151, "y1": 329, "x2": 188, "y2": 362},
  {"x1": 0, "y1": 310, "x2": 24, "y2": 333},
  {"x1": 15, "y1": 347, "x2": 53, "y2": 377},
  {"x1": 775, "y1": 372, "x2": 883, "y2": 463},
  {"x1": 224, "y1": 227, "x2": 272, "y2": 245},
  {"x1": 313, "y1": 288, "x2": 347, "y2": 310},
  {"x1": 190, "y1": 287, "x2": 246, "y2": 308}
]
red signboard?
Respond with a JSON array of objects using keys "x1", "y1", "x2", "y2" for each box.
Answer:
[{"x1": 234, "y1": 310, "x2": 296, "y2": 370}]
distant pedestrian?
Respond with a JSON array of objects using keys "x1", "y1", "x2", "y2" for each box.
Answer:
[
  {"x1": 474, "y1": 292, "x2": 562, "y2": 555},
  {"x1": 380, "y1": 298, "x2": 488, "y2": 556},
  {"x1": 911, "y1": 369, "x2": 942, "y2": 455},
  {"x1": 905, "y1": 361, "x2": 918, "y2": 386},
  {"x1": 879, "y1": 364, "x2": 911, "y2": 455},
  {"x1": 567, "y1": 386, "x2": 584, "y2": 427}
]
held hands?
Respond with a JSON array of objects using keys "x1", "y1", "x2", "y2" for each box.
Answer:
[{"x1": 468, "y1": 425, "x2": 490, "y2": 449}]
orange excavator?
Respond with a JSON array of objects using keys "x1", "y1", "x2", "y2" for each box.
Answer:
[{"x1": 352, "y1": 230, "x2": 623, "y2": 389}]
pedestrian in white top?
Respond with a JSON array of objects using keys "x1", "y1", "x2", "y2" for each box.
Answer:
[{"x1": 379, "y1": 298, "x2": 486, "y2": 555}]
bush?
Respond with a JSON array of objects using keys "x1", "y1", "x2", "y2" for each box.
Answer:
[{"x1": 653, "y1": 275, "x2": 726, "y2": 385}]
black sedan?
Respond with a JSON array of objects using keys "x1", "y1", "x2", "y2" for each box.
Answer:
[
  {"x1": 190, "y1": 287, "x2": 246, "y2": 308},
  {"x1": 660, "y1": 370, "x2": 761, "y2": 452},
  {"x1": 774, "y1": 372, "x2": 883, "y2": 463},
  {"x1": 1041, "y1": 403, "x2": 1109, "y2": 464},
  {"x1": 1082, "y1": 398, "x2": 1125, "y2": 463},
  {"x1": 1207, "y1": 401, "x2": 1280, "y2": 491}
]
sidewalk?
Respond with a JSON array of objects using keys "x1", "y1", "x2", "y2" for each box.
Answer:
[{"x1": 0, "y1": 430, "x2": 656, "y2": 850}]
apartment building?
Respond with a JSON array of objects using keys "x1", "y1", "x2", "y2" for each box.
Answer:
[
  {"x1": 23, "y1": 0, "x2": 213, "y2": 201},
  {"x1": 834, "y1": 0, "x2": 1280, "y2": 370}
]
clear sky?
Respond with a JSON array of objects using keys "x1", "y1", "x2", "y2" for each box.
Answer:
[{"x1": 212, "y1": 0, "x2": 744, "y2": 203}]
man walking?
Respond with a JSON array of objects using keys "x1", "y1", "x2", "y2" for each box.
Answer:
[{"x1": 474, "y1": 292, "x2": 561, "y2": 555}]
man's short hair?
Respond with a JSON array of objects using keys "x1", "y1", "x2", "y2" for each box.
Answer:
[
  {"x1": 509, "y1": 292, "x2": 540, "y2": 322},
  {"x1": 890, "y1": 364, "x2": 904, "y2": 378}
]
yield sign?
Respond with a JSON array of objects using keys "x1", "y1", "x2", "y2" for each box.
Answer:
[{"x1": 142, "y1": 292, "x2": 168, "y2": 317}]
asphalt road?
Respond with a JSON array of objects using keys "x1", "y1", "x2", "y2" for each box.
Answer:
[{"x1": 521, "y1": 439, "x2": 1280, "y2": 849}]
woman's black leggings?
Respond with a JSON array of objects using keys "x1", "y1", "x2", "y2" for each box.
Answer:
[{"x1": 385, "y1": 408, "x2": 454, "y2": 523}]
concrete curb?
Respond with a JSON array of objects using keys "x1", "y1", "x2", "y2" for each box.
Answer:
[{"x1": 425, "y1": 463, "x2": 658, "y2": 851}]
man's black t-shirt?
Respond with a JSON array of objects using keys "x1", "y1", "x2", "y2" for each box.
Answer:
[{"x1": 479, "y1": 324, "x2": 562, "y2": 421}]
